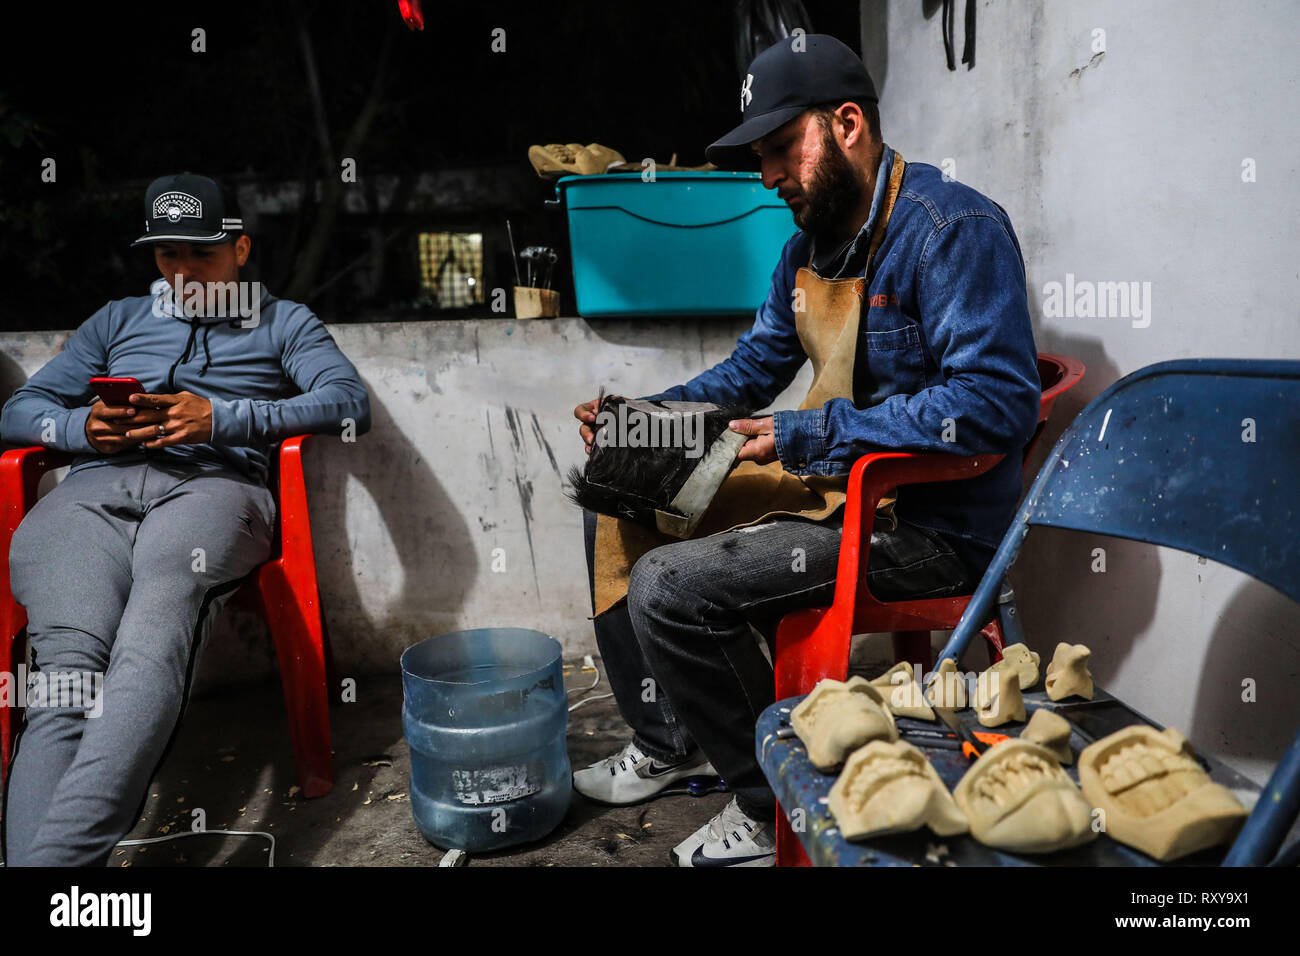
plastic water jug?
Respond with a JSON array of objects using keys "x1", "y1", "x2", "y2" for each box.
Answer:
[{"x1": 401, "y1": 627, "x2": 572, "y2": 852}]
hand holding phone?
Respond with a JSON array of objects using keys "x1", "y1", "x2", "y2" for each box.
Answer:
[
  {"x1": 85, "y1": 377, "x2": 145, "y2": 454},
  {"x1": 90, "y1": 376, "x2": 146, "y2": 406}
]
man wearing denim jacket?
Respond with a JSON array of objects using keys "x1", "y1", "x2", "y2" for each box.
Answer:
[{"x1": 572, "y1": 35, "x2": 1040, "y2": 866}]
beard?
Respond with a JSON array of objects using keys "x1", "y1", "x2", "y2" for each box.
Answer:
[{"x1": 792, "y1": 120, "x2": 866, "y2": 241}]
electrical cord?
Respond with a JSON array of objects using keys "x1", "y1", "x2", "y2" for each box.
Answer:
[
  {"x1": 1, "y1": 828, "x2": 276, "y2": 867},
  {"x1": 116, "y1": 829, "x2": 277, "y2": 867},
  {"x1": 568, "y1": 654, "x2": 614, "y2": 712}
]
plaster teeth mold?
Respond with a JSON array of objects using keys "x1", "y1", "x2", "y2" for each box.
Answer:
[
  {"x1": 1022, "y1": 709, "x2": 1074, "y2": 765},
  {"x1": 974, "y1": 664, "x2": 1026, "y2": 727},
  {"x1": 1045, "y1": 642, "x2": 1094, "y2": 701},
  {"x1": 790, "y1": 676, "x2": 898, "y2": 771},
  {"x1": 953, "y1": 739, "x2": 1097, "y2": 853},
  {"x1": 1077, "y1": 726, "x2": 1247, "y2": 861},
  {"x1": 924, "y1": 658, "x2": 968, "y2": 710},
  {"x1": 870, "y1": 661, "x2": 936, "y2": 721},
  {"x1": 992, "y1": 643, "x2": 1040, "y2": 689},
  {"x1": 829, "y1": 739, "x2": 968, "y2": 840}
]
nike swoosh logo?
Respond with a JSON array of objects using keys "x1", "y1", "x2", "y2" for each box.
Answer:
[
  {"x1": 643, "y1": 762, "x2": 679, "y2": 777},
  {"x1": 689, "y1": 845, "x2": 772, "y2": 867}
]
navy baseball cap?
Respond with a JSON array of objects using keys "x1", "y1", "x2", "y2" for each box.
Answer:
[
  {"x1": 706, "y1": 34, "x2": 878, "y2": 167},
  {"x1": 131, "y1": 173, "x2": 243, "y2": 246}
]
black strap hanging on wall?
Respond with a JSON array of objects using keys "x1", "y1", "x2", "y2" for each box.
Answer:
[
  {"x1": 734, "y1": 0, "x2": 813, "y2": 79},
  {"x1": 942, "y1": 0, "x2": 976, "y2": 71}
]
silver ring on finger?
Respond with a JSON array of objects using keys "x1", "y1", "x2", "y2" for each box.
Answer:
[{"x1": 157, "y1": 424, "x2": 166, "y2": 437}]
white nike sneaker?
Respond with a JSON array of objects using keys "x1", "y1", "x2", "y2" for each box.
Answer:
[
  {"x1": 671, "y1": 797, "x2": 776, "y2": 867},
  {"x1": 572, "y1": 740, "x2": 717, "y2": 805}
]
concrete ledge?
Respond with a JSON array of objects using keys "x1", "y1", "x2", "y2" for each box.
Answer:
[{"x1": 0, "y1": 316, "x2": 810, "y2": 690}]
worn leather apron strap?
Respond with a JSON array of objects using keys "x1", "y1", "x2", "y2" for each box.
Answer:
[{"x1": 593, "y1": 153, "x2": 907, "y2": 617}]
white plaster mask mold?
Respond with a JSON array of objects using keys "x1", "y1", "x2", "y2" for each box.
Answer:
[
  {"x1": 1077, "y1": 725, "x2": 1247, "y2": 861},
  {"x1": 992, "y1": 643, "x2": 1040, "y2": 689},
  {"x1": 829, "y1": 739, "x2": 968, "y2": 840},
  {"x1": 870, "y1": 661, "x2": 936, "y2": 721},
  {"x1": 974, "y1": 665, "x2": 1026, "y2": 727},
  {"x1": 953, "y1": 739, "x2": 1097, "y2": 854},
  {"x1": 1022, "y1": 708, "x2": 1074, "y2": 765},
  {"x1": 790, "y1": 676, "x2": 898, "y2": 771},
  {"x1": 924, "y1": 657, "x2": 968, "y2": 710},
  {"x1": 1045, "y1": 642, "x2": 1094, "y2": 701}
]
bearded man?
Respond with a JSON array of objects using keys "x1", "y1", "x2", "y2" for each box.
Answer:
[{"x1": 570, "y1": 35, "x2": 1040, "y2": 866}]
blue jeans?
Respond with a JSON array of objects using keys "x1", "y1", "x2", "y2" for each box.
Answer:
[{"x1": 582, "y1": 508, "x2": 973, "y2": 818}]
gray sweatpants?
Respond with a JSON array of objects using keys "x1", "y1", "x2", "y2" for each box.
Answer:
[{"x1": 1, "y1": 458, "x2": 274, "y2": 866}]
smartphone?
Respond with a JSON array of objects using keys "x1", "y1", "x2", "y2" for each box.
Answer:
[{"x1": 90, "y1": 376, "x2": 146, "y2": 406}]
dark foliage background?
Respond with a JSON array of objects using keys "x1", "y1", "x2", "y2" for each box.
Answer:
[{"x1": 0, "y1": 0, "x2": 858, "y2": 329}]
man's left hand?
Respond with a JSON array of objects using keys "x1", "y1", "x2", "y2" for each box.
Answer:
[
  {"x1": 125, "y1": 391, "x2": 214, "y2": 448},
  {"x1": 729, "y1": 416, "x2": 779, "y2": 465}
]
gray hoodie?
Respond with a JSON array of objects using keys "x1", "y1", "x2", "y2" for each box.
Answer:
[{"x1": 0, "y1": 283, "x2": 371, "y2": 483}]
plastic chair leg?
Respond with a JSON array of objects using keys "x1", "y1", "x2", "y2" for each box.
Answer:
[
  {"x1": 980, "y1": 617, "x2": 1006, "y2": 665},
  {"x1": 773, "y1": 607, "x2": 849, "y2": 700},
  {"x1": 775, "y1": 804, "x2": 812, "y2": 867},
  {"x1": 257, "y1": 564, "x2": 333, "y2": 798}
]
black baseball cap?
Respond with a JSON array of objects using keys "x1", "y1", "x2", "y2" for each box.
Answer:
[
  {"x1": 706, "y1": 34, "x2": 878, "y2": 167},
  {"x1": 130, "y1": 173, "x2": 243, "y2": 247}
]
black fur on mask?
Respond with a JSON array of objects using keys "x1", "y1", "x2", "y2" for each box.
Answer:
[{"x1": 566, "y1": 395, "x2": 752, "y2": 530}]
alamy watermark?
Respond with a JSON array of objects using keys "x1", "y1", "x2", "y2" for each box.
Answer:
[
  {"x1": 1042, "y1": 273, "x2": 1151, "y2": 328},
  {"x1": 1, "y1": 665, "x2": 104, "y2": 718},
  {"x1": 594, "y1": 404, "x2": 705, "y2": 459},
  {"x1": 152, "y1": 275, "x2": 261, "y2": 328}
]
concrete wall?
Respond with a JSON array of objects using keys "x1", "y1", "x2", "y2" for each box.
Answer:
[
  {"x1": 0, "y1": 320, "x2": 812, "y2": 696},
  {"x1": 860, "y1": 0, "x2": 1300, "y2": 780}
]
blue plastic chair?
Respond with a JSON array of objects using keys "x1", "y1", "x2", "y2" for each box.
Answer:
[{"x1": 934, "y1": 358, "x2": 1300, "y2": 866}]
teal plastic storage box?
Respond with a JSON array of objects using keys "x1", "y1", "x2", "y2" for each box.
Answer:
[{"x1": 555, "y1": 172, "x2": 793, "y2": 317}]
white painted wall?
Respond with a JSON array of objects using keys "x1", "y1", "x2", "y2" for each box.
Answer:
[{"x1": 861, "y1": 0, "x2": 1300, "y2": 780}]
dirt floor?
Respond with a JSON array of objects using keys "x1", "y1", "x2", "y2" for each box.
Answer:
[{"x1": 115, "y1": 657, "x2": 738, "y2": 868}]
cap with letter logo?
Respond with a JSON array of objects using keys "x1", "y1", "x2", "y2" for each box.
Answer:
[
  {"x1": 706, "y1": 34, "x2": 878, "y2": 168},
  {"x1": 131, "y1": 172, "x2": 244, "y2": 246}
]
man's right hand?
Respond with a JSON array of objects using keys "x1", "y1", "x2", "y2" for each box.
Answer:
[{"x1": 84, "y1": 399, "x2": 142, "y2": 453}]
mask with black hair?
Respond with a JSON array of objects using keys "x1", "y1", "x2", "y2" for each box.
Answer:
[{"x1": 567, "y1": 395, "x2": 753, "y2": 538}]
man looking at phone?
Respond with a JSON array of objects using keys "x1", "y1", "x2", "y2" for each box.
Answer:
[{"x1": 0, "y1": 173, "x2": 370, "y2": 866}]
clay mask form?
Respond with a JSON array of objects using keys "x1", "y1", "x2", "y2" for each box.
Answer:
[
  {"x1": 953, "y1": 739, "x2": 1097, "y2": 854},
  {"x1": 791, "y1": 676, "x2": 898, "y2": 771},
  {"x1": 992, "y1": 643, "x2": 1040, "y2": 689},
  {"x1": 974, "y1": 664, "x2": 1026, "y2": 728},
  {"x1": 1078, "y1": 726, "x2": 1247, "y2": 861},
  {"x1": 829, "y1": 739, "x2": 968, "y2": 840},
  {"x1": 870, "y1": 661, "x2": 936, "y2": 721},
  {"x1": 1022, "y1": 708, "x2": 1074, "y2": 765},
  {"x1": 1045, "y1": 642, "x2": 1094, "y2": 701},
  {"x1": 925, "y1": 657, "x2": 968, "y2": 709}
]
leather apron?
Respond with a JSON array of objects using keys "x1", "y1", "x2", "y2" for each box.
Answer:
[{"x1": 593, "y1": 154, "x2": 907, "y2": 617}]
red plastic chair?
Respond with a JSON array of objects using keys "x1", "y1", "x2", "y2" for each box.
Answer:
[
  {"x1": 0, "y1": 436, "x2": 335, "y2": 802},
  {"x1": 772, "y1": 352, "x2": 1085, "y2": 865}
]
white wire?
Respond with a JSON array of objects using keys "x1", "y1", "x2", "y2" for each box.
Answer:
[
  {"x1": 115, "y1": 829, "x2": 276, "y2": 867},
  {"x1": 568, "y1": 691, "x2": 614, "y2": 712},
  {"x1": 567, "y1": 669, "x2": 601, "y2": 696},
  {"x1": 567, "y1": 659, "x2": 614, "y2": 712}
]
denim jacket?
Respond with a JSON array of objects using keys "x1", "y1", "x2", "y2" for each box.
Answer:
[{"x1": 646, "y1": 146, "x2": 1041, "y2": 576}]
